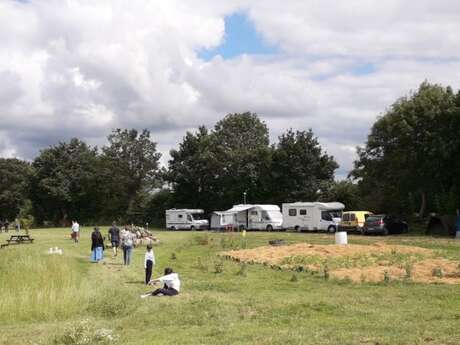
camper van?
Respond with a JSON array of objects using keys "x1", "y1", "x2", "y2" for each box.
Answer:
[
  {"x1": 165, "y1": 209, "x2": 209, "y2": 230},
  {"x1": 282, "y1": 202, "x2": 345, "y2": 232},
  {"x1": 211, "y1": 204, "x2": 283, "y2": 231}
]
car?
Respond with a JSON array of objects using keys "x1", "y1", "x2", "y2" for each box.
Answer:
[
  {"x1": 362, "y1": 214, "x2": 408, "y2": 235},
  {"x1": 338, "y1": 211, "x2": 373, "y2": 233}
]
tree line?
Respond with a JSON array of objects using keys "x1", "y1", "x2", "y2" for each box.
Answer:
[{"x1": 0, "y1": 82, "x2": 459, "y2": 227}]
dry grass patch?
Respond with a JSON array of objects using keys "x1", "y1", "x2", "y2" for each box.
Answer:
[{"x1": 221, "y1": 242, "x2": 460, "y2": 284}]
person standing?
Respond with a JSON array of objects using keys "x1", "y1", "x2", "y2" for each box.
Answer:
[
  {"x1": 108, "y1": 222, "x2": 120, "y2": 257},
  {"x1": 4, "y1": 219, "x2": 9, "y2": 233},
  {"x1": 90, "y1": 227, "x2": 105, "y2": 262},
  {"x1": 71, "y1": 220, "x2": 80, "y2": 243},
  {"x1": 15, "y1": 218, "x2": 20, "y2": 233},
  {"x1": 120, "y1": 226, "x2": 134, "y2": 265},
  {"x1": 144, "y1": 243, "x2": 155, "y2": 284}
]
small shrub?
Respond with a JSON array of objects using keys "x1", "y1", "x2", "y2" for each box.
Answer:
[
  {"x1": 195, "y1": 256, "x2": 208, "y2": 272},
  {"x1": 52, "y1": 319, "x2": 119, "y2": 345},
  {"x1": 236, "y1": 263, "x2": 247, "y2": 277},
  {"x1": 404, "y1": 263, "x2": 413, "y2": 280},
  {"x1": 214, "y1": 259, "x2": 224, "y2": 274},
  {"x1": 432, "y1": 267, "x2": 444, "y2": 278},
  {"x1": 383, "y1": 270, "x2": 390, "y2": 283},
  {"x1": 194, "y1": 234, "x2": 210, "y2": 246},
  {"x1": 323, "y1": 264, "x2": 330, "y2": 280},
  {"x1": 290, "y1": 274, "x2": 298, "y2": 282},
  {"x1": 170, "y1": 252, "x2": 177, "y2": 260}
]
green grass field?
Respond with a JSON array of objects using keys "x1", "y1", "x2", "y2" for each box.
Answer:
[{"x1": 1, "y1": 228, "x2": 460, "y2": 345}]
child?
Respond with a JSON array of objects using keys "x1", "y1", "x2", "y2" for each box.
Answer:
[{"x1": 144, "y1": 243, "x2": 155, "y2": 284}]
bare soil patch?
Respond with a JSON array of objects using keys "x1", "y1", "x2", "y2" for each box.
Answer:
[{"x1": 221, "y1": 242, "x2": 460, "y2": 284}]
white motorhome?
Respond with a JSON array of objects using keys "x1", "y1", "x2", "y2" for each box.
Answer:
[
  {"x1": 282, "y1": 202, "x2": 345, "y2": 232},
  {"x1": 165, "y1": 209, "x2": 209, "y2": 230},
  {"x1": 211, "y1": 204, "x2": 283, "y2": 231}
]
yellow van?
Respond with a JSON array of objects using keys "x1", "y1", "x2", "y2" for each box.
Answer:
[{"x1": 338, "y1": 211, "x2": 373, "y2": 233}]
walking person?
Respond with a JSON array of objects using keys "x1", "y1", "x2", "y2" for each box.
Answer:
[
  {"x1": 108, "y1": 222, "x2": 120, "y2": 257},
  {"x1": 141, "y1": 267, "x2": 180, "y2": 297},
  {"x1": 90, "y1": 227, "x2": 105, "y2": 262},
  {"x1": 120, "y1": 226, "x2": 134, "y2": 265},
  {"x1": 71, "y1": 220, "x2": 80, "y2": 243},
  {"x1": 144, "y1": 243, "x2": 155, "y2": 284}
]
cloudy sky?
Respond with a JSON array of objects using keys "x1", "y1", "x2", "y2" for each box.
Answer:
[{"x1": 1, "y1": 0, "x2": 460, "y2": 178}]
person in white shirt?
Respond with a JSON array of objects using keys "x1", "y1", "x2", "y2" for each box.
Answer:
[
  {"x1": 144, "y1": 243, "x2": 156, "y2": 284},
  {"x1": 71, "y1": 220, "x2": 80, "y2": 243},
  {"x1": 142, "y1": 267, "x2": 180, "y2": 297}
]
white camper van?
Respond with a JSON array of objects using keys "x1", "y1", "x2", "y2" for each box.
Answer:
[
  {"x1": 282, "y1": 202, "x2": 345, "y2": 232},
  {"x1": 165, "y1": 209, "x2": 209, "y2": 230},
  {"x1": 211, "y1": 204, "x2": 283, "y2": 231}
]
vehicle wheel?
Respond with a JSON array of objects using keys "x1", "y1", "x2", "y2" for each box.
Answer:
[
  {"x1": 190, "y1": 226, "x2": 195, "y2": 231},
  {"x1": 170, "y1": 226, "x2": 176, "y2": 231},
  {"x1": 359, "y1": 227, "x2": 365, "y2": 235},
  {"x1": 239, "y1": 225, "x2": 245, "y2": 231},
  {"x1": 294, "y1": 226, "x2": 301, "y2": 232},
  {"x1": 327, "y1": 225, "x2": 336, "y2": 233},
  {"x1": 382, "y1": 227, "x2": 389, "y2": 236},
  {"x1": 266, "y1": 225, "x2": 273, "y2": 232}
]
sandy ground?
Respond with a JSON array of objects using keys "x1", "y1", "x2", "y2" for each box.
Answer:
[{"x1": 221, "y1": 242, "x2": 460, "y2": 284}]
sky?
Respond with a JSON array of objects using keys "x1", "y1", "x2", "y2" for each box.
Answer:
[{"x1": 1, "y1": 0, "x2": 460, "y2": 178}]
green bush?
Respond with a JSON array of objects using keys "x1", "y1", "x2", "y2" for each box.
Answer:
[{"x1": 51, "y1": 319, "x2": 119, "y2": 345}]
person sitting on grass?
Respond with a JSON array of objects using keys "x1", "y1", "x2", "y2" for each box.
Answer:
[{"x1": 141, "y1": 267, "x2": 180, "y2": 297}]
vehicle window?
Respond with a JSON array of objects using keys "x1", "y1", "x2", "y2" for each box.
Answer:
[
  {"x1": 187, "y1": 214, "x2": 193, "y2": 221},
  {"x1": 299, "y1": 209, "x2": 307, "y2": 215},
  {"x1": 364, "y1": 214, "x2": 370, "y2": 220},
  {"x1": 366, "y1": 216, "x2": 382, "y2": 222},
  {"x1": 251, "y1": 211, "x2": 258, "y2": 215},
  {"x1": 321, "y1": 211, "x2": 333, "y2": 221},
  {"x1": 262, "y1": 211, "x2": 271, "y2": 220},
  {"x1": 178, "y1": 214, "x2": 183, "y2": 219},
  {"x1": 342, "y1": 213, "x2": 349, "y2": 221},
  {"x1": 289, "y1": 209, "x2": 297, "y2": 216},
  {"x1": 350, "y1": 214, "x2": 356, "y2": 221}
]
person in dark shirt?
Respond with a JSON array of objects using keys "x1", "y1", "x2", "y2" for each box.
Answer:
[
  {"x1": 91, "y1": 227, "x2": 105, "y2": 262},
  {"x1": 108, "y1": 222, "x2": 120, "y2": 257}
]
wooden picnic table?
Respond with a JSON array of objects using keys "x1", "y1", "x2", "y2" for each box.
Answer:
[{"x1": 6, "y1": 234, "x2": 34, "y2": 245}]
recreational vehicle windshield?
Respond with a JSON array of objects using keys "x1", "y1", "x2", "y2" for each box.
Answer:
[
  {"x1": 282, "y1": 202, "x2": 345, "y2": 232},
  {"x1": 165, "y1": 209, "x2": 209, "y2": 230}
]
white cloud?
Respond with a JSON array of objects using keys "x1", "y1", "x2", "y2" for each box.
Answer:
[{"x1": 0, "y1": 0, "x2": 460, "y2": 181}]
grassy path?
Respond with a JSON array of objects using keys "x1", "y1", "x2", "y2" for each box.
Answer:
[{"x1": 1, "y1": 229, "x2": 460, "y2": 344}]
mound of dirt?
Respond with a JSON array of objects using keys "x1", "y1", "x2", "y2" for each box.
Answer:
[{"x1": 221, "y1": 242, "x2": 460, "y2": 284}]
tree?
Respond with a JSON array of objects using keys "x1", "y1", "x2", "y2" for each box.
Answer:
[
  {"x1": 167, "y1": 112, "x2": 272, "y2": 212},
  {"x1": 101, "y1": 129, "x2": 162, "y2": 221},
  {"x1": 167, "y1": 126, "x2": 220, "y2": 212},
  {"x1": 212, "y1": 112, "x2": 272, "y2": 206},
  {"x1": 29, "y1": 138, "x2": 101, "y2": 225},
  {"x1": 0, "y1": 158, "x2": 33, "y2": 221},
  {"x1": 270, "y1": 129, "x2": 338, "y2": 202},
  {"x1": 351, "y1": 82, "x2": 460, "y2": 217},
  {"x1": 319, "y1": 180, "x2": 361, "y2": 210}
]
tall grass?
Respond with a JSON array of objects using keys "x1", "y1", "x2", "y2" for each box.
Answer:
[{"x1": 0, "y1": 246, "x2": 94, "y2": 321}]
